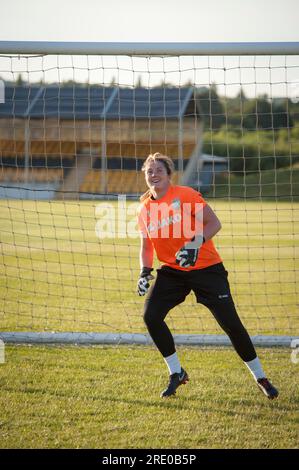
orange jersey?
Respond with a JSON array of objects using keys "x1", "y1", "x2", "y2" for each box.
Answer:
[{"x1": 138, "y1": 185, "x2": 222, "y2": 271}]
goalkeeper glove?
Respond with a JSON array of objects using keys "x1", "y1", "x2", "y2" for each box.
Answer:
[
  {"x1": 137, "y1": 267, "x2": 155, "y2": 296},
  {"x1": 175, "y1": 236, "x2": 205, "y2": 268}
]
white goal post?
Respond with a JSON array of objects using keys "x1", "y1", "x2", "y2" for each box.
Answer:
[
  {"x1": 0, "y1": 41, "x2": 298, "y2": 346},
  {"x1": 1, "y1": 40, "x2": 299, "y2": 55}
]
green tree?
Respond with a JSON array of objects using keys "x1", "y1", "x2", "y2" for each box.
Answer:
[
  {"x1": 195, "y1": 84, "x2": 225, "y2": 130},
  {"x1": 135, "y1": 76, "x2": 143, "y2": 88},
  {"x1": 16, "y1": 73, "x2": 24, "y2": 86},
  {"x1": 224, "y1": 88, "x2": 248, "y2": 129},
  {"x1": 272, "y1": 98, "x2": 293, "y2": 129},
  {"x1": 242, "y1": 96, "x2": 272, "y2": 129}
]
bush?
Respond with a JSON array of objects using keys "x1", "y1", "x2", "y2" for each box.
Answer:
[{"x1": 203, "y1": 126, "x2": 299, "y2": 173}]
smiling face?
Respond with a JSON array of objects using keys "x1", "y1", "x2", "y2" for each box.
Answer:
[{"x1": 144, "y1": 160, "x2": 171, "y2": 198}]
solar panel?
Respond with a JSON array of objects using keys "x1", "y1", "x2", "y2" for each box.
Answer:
[
  {"x1": 106, "y1": 87, "x2": 192, "y2": 119},
  {"x1": 0, "y1": 86, "x2": 40, "y2": 117},
  {"x1": 0, "y1": 85, "x2": 196, "y2": 119}
]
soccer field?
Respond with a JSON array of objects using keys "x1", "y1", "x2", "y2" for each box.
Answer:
[
  {"x1": 0, "y1": 345, "x2": 298, "y2": 449},
  {"x1": 0, "y1": 199, "x2": 298, "y2": 335},
  {"x1": 0, "y1": 198, "x2": 298, "y2": 449},
  {"x1": 1, "y1": 17, "x2": 299, "y2": 453}
]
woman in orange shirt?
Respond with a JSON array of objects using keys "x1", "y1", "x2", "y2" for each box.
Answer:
[{"x1": 137, "y1": 153, "x2": 278, "y2": 400}]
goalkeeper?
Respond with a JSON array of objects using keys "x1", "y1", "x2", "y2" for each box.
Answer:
[{"x1": 137, "y1": 152, "x2": 278, "y2": 400}]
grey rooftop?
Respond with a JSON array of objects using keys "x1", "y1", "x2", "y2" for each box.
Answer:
[{"x1": 0, "y1": 85, "x2": 199, "y2": 120}]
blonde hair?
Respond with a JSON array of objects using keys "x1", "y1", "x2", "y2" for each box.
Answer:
[{"x1": 140, "y1": 153, "x2": 175, "y2": 201}]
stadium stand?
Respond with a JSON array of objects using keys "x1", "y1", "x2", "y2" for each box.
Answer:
[{"x1": 0, "y1": 84, "x2": 226, "y2": 198}]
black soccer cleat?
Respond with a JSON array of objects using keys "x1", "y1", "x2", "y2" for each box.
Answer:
[
  {"x1": 161, "y1": 368, "x2": 189, "y2": 398},
  {"x1": 257, "y1": 377, "x2": 279, "y2": 400}
]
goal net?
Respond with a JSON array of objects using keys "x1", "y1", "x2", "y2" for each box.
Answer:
[{"x1": 0, "y1": 42, "x2": 298, "y2": 346}]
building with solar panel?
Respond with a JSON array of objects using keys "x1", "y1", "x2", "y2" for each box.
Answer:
[{"x1": 0, "y1": 85, "x2": 227, "y2": 199}]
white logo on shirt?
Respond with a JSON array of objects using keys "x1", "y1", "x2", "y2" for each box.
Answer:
[
  {"x1": 147, "y1": 213, "x2": 182, "y2": 233},
  {"x1": 171, "y1": 198, "x2": 181, "y2": 210}
]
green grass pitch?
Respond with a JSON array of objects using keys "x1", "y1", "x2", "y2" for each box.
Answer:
[
  {"x1": 0, "y1": 199, "x2": 298, "y2": 334},
  {"x1": 0, "y1": 345, "x2": 298, "y2": 448},
  {"x1": 0, "y1": 198, "x2": 298, "y2": 448}
]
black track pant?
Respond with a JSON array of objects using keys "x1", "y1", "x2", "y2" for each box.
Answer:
[{"x1": 143, "y1": 263, "x2": 256, "y2": 362}]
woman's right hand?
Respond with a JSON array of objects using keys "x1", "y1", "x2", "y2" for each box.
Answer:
[{"x1": 137, "y1": 267, "x2": 155, "y2": 296}]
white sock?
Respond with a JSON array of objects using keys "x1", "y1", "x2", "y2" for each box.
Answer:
[
  {"x1": 244, "y1": 357, "x2": 266, "y2": 381},
  {"x1": 164, "y1": 352, "x2": 181, "y2": 375}
]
